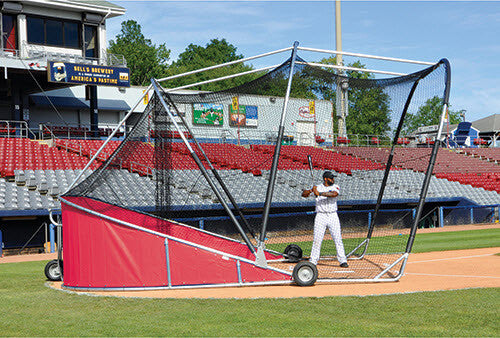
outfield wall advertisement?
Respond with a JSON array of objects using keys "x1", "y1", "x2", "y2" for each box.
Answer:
[
  {"x1": 229, "y1": 105, "x2": 258, "y2": 127},
  {"x1": 192, "y1": 103, "x2": 224, "y2": 125}
]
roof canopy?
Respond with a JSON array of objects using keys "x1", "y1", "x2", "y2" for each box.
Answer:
[{"x1": 472, "y1": 114, "x2": 500, "y2": 134}]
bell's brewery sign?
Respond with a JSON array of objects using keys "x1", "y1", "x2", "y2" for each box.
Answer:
[{"x1": 48, "y1": 61, "x2": 130, "y2": 87}]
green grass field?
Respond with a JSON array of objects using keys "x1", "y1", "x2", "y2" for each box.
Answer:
[{"x1": 0, "y1": 228, "x2": 499, "y2": 336}]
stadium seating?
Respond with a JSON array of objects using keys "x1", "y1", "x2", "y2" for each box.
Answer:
[
  {"x1": 461, "y1": 148, "x2": 500, "y2": 163},
  {"x1": 0, "y1": 138, "x2": 99, "y2": 177},
  {"x1": 0, "y1": 137, "x2": 498, "y2": 211},
  {"x1": 473, "y1": 138, "x2": 488, "y2": 146},
  {"x1": 252, "y1": 144, "x2": 384, "y2": 174},
  {"x1": 435, "y1": 172, "x2": 500, "y2": 193},
  {"x1": 0, "y1": 122, "x2": 16, "y2": 136},
  {"x1": 334, "y1": 146, "x2": 500, "y2": 193}
]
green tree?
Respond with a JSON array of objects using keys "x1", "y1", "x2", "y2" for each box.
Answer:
[
  {"x1": 344, "y1": 61, "x2": 391, "y2": 136},
  {"x1": 248, "y1": 63, "x2": 318, "y2": 99},
  {"x1": 402, "y1": 96, "x2": 464, "y2": 135},
  {"x1": 108, "y1": 20, "x2": 170, "y2": 86},
  {"x1": 312, "y1": 57, "x2": 391, "y2": 136},
  {"x1": 166, "y1": 39, "x2": 257, "y2": 91}
]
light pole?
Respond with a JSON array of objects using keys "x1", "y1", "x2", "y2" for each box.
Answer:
[{"x1": 335, "y1": 0, "x2": 348, "y2": 139}]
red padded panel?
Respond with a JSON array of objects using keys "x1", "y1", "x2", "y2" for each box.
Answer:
[{"x1": 62, "y1": 202, "x2": 167, "y2": 288}]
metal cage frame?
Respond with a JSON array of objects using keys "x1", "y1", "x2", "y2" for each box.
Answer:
[{"x1": 59, "y1": 42, "x2": 450, "y2": 288}]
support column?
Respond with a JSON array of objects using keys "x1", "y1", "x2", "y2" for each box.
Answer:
[
  {"x1": 49, "y1": 223, "x2": 56, "y2": 253},
  {"x1": 12, "y1": 83, "x2": 21, "y2": 136},
  {"x1": 88, "y1": 85, "x2": 99, "y2": 137},
  {"x1": 17, "y1": 14, "x2": 27, "y2": 58},
  {"x1": 22, "y1": 92, "x2": 30, "y2": 129},
  {"x1": 335, "y1": 0, "x2": 347, "y2": 139}
]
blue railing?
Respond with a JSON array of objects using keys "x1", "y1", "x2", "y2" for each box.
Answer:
[
  {"x1": 438, "y1": 204, "x2": 499, "y2": 227},
  {"x1": 175, "y1": 204, "x2": 499, "y2": 231},
  {"x1": 175, "y1": 207, "x2": 417, "y2": 230},
  {"x1": 35, "y1": 204, "x2": 500, "y2": 252}
]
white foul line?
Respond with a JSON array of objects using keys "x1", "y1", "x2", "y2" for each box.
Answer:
[
  {"x1": 408, "y1": 253, "x2": 495, "y2": 264},
  {"x1": 405, "y1": 272, "x2": 500, "y2": 279}
]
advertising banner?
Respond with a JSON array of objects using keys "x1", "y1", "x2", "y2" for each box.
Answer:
[
  {"x1": 245, "y1": 105, "x2": 258, "y2": 127},
  {"x1": 298, "y1": 102, "x2": 315, "y2": 119},
  {"x1": 47, "y1": 61, "x2": 130, "y2": 87},
  {"x1": 309, "y1": 100, "x2": 315, "y2": 116},
  {"x1": 229, "y1": 105, "x2": 258, "y2": 127},
  {"x1": 193, "y1": 103, "x2": 224, "y2": 125},
  {"x1": 231, "y1": 96, "x2": 239, "y2": 111}
]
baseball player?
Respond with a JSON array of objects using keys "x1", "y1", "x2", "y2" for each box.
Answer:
[{"x1": 301, "y1": 170, "x2": 348, "y2": 268}]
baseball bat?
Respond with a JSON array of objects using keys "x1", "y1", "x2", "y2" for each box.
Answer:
[{"x1": 307, "y1": 155, "x2": 315, "y2": 188}]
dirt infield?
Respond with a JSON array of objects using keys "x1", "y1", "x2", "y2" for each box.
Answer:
[
  {"x1": 45, "y1": 246, "x2": 499, "y2": 299},
  {"x1": 2, "y1": 223, "x2": 499, "y2": 299}
]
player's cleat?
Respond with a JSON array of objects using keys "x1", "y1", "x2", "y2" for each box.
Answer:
[{"x1": 340, "y1": 262, "x2": 349, "y2": 268}]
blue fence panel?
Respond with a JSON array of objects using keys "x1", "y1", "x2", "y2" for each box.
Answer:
[
  {"x1": 472, "y1": 207, "x2": 495, "y2": 224},
  {"x1": 442, "y1": 205, "x2": 499, "y2": 226},
  {"x1": 175, "y1": 204, "x2": 499, "y2": 235}
]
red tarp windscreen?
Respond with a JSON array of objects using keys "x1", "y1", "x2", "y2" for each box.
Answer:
[{"x1": 61, "y1": 197, "x2": 290, "y2": 288}]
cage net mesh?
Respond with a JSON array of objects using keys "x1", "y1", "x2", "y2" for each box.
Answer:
[{"x1": 65, "y1": 55, "x2": 449, "y2": 281}]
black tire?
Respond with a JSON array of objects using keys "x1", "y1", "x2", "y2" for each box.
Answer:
[
  {"x1": 284, "y1": 244, "x2": 303, "y2": 263},
  {"x1": 44, "y1": 259, "x2": 62, "y2": 281},
  {"x1": 292, "y1": 261, "x2": 318, "y2": 286}
]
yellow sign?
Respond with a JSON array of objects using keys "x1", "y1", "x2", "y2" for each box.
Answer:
[
  {"x1": 232, "y1": 96, "x2": 239, "y2": 112},
  {"x1": 143, "y1": 91, "x2": 149, "y2": 105},
  {"x1": 309, "y1": 101, "x2": 316, "y2": 115}
]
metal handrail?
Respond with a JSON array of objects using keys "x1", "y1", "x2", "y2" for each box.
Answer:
[
  {"x1": 39, "y1": 122, "x2": 126, "y2": 140},
  {"x1": 16, "y1": 43, "x2": 126, "y2": 67},
  {"x1": 49, "y1": 209, "x2": 62, "y2": 226},
  {"x1": 0, "y1": 120, "x2": 37, "y2": 139}
]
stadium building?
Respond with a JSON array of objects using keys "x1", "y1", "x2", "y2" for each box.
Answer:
[
  {"x1": 0, "y1": 0, "x2": 499, "y2": 259},
  {"x1": 415, "y1": 114, "x2": 500, "y2": 148}
]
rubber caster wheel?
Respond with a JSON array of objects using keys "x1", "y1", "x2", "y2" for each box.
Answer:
[
  {"x1": 44, "y1": 259, "x2": 63, "y2": 281},
  {"x1": 292, "y1": 261, "x2": 318, "y2": 286},
  {"x1": 284, "y1": 244, "x2": 303, "y2": 263}
]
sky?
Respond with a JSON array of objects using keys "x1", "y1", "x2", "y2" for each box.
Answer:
[{"x1": 106, "y1": 1, "x2": 500, "y2": 121}]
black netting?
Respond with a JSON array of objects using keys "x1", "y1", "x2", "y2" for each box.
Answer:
[{"x1": 64, "y1": 54, "x2": 450, "y2": 281}]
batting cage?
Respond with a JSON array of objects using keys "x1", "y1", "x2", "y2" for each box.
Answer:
[{"x1": 58, "y1": 42, "x2": 451, "y2": 289}]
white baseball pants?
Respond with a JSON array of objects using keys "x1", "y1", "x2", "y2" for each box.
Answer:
[{"x1": 309, "y1": 212, "x2": 347, "y2": 265}]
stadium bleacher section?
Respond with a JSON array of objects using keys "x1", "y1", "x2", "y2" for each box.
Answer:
[
  {"x1": 334, "y1": 146, "x2": 500, "y2": 194},
  {"x1": 0, "y1": 138, "x2": 99, "y2": 177},
  {"x1": 0, "y1": 137, "x2": 498, "y2": 213},
  {"x1": 461, "y1": 147, "x2": 500, "y2": 163}
]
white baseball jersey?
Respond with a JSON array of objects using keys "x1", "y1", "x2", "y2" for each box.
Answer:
[
  {"x1": 315, "y1": 183, "x2": 340, "y2": 213},
  {"x1": 310, "y1": 183, "x2": 346, "y2": 265}
]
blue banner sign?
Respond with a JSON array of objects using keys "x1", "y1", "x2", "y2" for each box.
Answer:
[{"x1": 47, "y1": 61, "x2": 130, "y2": 87}]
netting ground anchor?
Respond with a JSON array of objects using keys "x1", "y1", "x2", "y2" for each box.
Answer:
[{"x1": 255, "y1": 244, "x2": 268, "y2": 268}]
